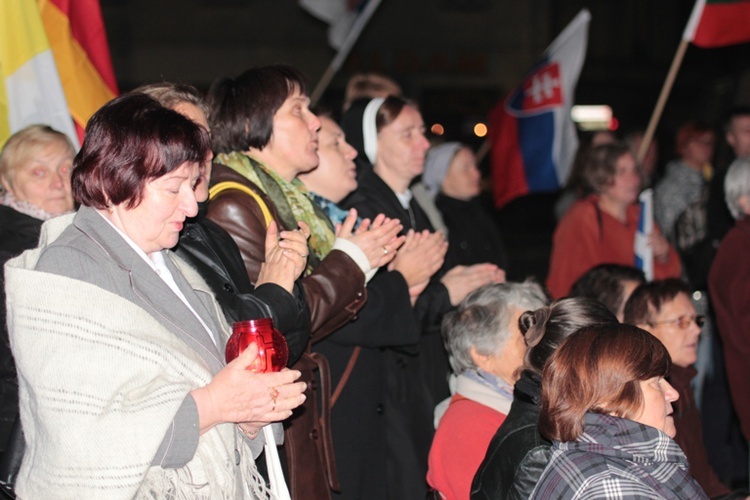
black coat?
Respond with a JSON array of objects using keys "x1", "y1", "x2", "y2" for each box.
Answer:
[
  {"x1": 435, "y1": 194, "x2": 508, "y2": 271},
  {"x1": 173, "y1": 206, "x2": 310, "y2": 365},
  {"x1": 341, "y1": 165, "x2": 453, "y2": 499},
  {"x1": 0, "y1": 205, "x2": 43, "y2": 453},
  {"x1": 313, "y1": 269, "x2": 419, "y2": 499},
  {"x1": 470, "y1": 370, "x2": 551, "y2": 500}
]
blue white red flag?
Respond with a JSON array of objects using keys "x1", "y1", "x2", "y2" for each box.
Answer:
[
  {"x1": 489, "y1": 8, "x2": 590, "y2": 208},
  {"x1": 635, "y1": 188, "x2": 654, "y2": 280}
]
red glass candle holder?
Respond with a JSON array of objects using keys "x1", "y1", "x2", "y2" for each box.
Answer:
[{"x1": 226, "y1": 318, "x2": 289, "y2": 373}]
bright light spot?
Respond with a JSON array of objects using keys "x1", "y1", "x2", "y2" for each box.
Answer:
[
  {"x1": 474, "y1": 122, "x2": 488, "y2": 137},
  {"x1": 571, "y1": 105, "x2": 613, "y2": 131},
  {"x1": 431, "y1": 123, "x2": 445, "y2": 136}
]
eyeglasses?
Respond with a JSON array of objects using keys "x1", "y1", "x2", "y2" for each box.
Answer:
[{"x1": 647, "y1": 314, "x2": 705, "y2": 330}]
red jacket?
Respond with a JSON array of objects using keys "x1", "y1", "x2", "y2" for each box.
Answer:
[{"x1": 547, "y1": 195, "x2": 681, "y2": 298}]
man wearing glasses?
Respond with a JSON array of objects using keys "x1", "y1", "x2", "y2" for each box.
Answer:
[{"x1": 624, "y1": 279, "x2": 738, "y2": 499}]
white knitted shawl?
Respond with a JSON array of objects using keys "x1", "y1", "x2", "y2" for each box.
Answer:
[{"x1": 5, "y1": 214, "x2": 271, "y2": 499}]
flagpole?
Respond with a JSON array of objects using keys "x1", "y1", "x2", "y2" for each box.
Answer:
[
  {"x1": 637, "y1": 0, "x2": 704, "y2": 163},
  {"x1": 310, "y1": 0, "x2": 382, "y2": 106},
  {"x1": 637, "y1": 38, "x2": 689, "y2": 163}
]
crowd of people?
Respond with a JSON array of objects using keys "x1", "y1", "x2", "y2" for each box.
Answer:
[{"x1": 1, "y1": 65, "x2": 750, "y2": 499}]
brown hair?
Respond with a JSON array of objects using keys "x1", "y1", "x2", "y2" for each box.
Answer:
[
  {"x1": 580, "y1": 142, "x2": 637, "y2": 196},
  {"x1": 519, "y1": 297, "x2": 617, "y2": 376},
  {"x1": 375, "y1": 95, "x2": 417, "y2": 134},
  {"x1": 207, "y1": 65, "x2": 308, "y2": 154},
  {"x1": 72, "y1": 93, "x2": 211, "y2": 209},
  {"x1": 539, "y1": 323, "x2": 671, "y2": 442},
  {"x1": 568, "y1": 264, "x2": 646, "y2": 318},
  {"x1": 343, "y1": 72, "x2": 402, "y2": 111},
  {"x1": 675, "y1": 121, "x2": 715, "y2": 156},
  {"x1": 622, "y1": 278, "x2": 691, "y2": 326}
]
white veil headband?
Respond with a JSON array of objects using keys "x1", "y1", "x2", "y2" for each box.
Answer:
[{"x1": 362, "y1": 97, "x2": 385, "y2": 165}]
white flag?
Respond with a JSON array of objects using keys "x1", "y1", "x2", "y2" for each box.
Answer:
[{"x1": 634, "y1": 188, "x2": 654, "y2": 280}]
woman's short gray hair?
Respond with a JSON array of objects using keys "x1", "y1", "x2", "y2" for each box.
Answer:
[
  {"x1": 442, "y1": 280, "x2": 548, "y2": 374},
  {"x1": 0, "y1": 125, "x2": 75, "y2": 191},
  {"x1": 725, "y1": 157, "x2": 750, "y2": 220}
]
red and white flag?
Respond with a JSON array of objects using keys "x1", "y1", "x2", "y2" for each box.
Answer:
[{"x1": 683, "y1": 0, "x2": 750, "y2": 48}]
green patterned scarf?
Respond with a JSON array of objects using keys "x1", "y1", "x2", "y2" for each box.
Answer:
[{"x1": 214, "y1": 151, "x2": 335, "y2": 276}]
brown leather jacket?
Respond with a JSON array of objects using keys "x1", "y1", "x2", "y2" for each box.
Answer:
[
  {"x1": 207, "y1": 162, "x2": 366, "y2": 498},
  {"x1": 207, "y1": 163, "x2": 366, "y2": 341}
]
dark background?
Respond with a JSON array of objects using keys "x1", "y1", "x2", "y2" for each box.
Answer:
[{"x1": 100, "y1": 0, "x2": 750, "y2": 282}]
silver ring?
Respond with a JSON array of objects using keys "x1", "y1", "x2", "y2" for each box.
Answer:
[{"x1": 383, "y1": 246, "x2": 389, "y2": 255}]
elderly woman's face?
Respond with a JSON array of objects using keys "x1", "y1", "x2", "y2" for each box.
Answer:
[
  {"x1": 2, "y1": 140, "x2": 74, "y2": 214},
  {"x1": 474, "y1": 307, "x2": 525, "y2": 385},
  {"x1": 632, "y1": 377, "x2": 678, "y2": 437},
  {"x1": 106, "y1": 162, "x2": 200, "y2": 254},
  {"x1": 442, "y1": 147, "x2": 481, "y2": 201},
  {"x1": 375, "y1": 105, "x2": 430, "y2": 186},
  {"x1": 641, "y1": 293, "x2": 701, "y2": 369}
]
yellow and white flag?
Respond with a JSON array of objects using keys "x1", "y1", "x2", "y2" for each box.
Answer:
[{"x1": 0, "y1": 0, "x2": 78, "y2": 147}]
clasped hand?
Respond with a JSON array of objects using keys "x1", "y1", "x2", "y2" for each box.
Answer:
[{"x1": 191, "y1": 343, "x2": 307, "y2": 436}]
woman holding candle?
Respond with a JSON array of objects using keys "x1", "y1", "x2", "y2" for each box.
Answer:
[{"x1": 4, "y1": 93, "x2": 305, "y2": 498}]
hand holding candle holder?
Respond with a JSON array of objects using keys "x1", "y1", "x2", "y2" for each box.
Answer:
[
  {"x1": 226, "y1": 318, "x2": 289, "y2": 372},
  {"x1": 226, "y1": 318, "x2": 292, "y2": 500}
]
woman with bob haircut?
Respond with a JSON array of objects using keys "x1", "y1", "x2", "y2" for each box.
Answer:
[
  {"x1": 207, "y1": 65, "x2": 405, "y2": 499},
  {"x1": 207, "y1": 65, "x2": 402, "y2": 339},
  {"x1": 546, "y1": 142, "x2": 681, "y2": 299},
  {"x1": 5, "y1": 93, "x2": 307, "y2": 498},
  {"x1": 531, "y1": 324, "x2": 707, "y2": 499},
  {"x1": 136, "y1": 81, "x2": 311, "y2": 366},
  {"x1": 471, "y1": 297, "x2": 617, "y2": 500}
]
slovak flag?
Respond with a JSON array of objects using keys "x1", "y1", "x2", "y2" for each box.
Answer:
[{"x1": 489, "y1": 8, "x2": 590, "y2": 208}]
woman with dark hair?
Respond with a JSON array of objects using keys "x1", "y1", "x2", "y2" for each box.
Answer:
[
  {"x1": 340, "y1": 95, "x2": 504, "y2": 498},
  {"x1": 567, "y1": 263, "x2": 645, "y2": 321},
  {"x1": 471, "y1": 297, "x2": 617, "y2": 500},
  {"x1": 4, "y1": 93, "x2": 307, "y2": 498},
  {"x1": 546, "y1": 142, "x2": 681, "y2": 298},
  {"x1": 207, "y1": 65, "x2": 400, "y2": 336},
  {"x1": 530, "y1": 324, "x2": 707, "y2": 499},
  {"x1": 206, "y1": 65, "x2": 404, "y2": 499},
  {"x1": 625, "y1": 279, "x2": 744, "y2": 499},
  {"x1": 137, "y1": 81, "x2": 311, "y2": 365}
]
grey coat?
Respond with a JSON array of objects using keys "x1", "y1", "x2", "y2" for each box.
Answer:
[{"x1": 34, "y1": 206, "x2": 234, "y2": 466}]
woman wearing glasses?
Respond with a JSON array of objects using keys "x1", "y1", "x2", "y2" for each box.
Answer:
[{"x1": 624, "y1": 279, "x2": 741, "y2": 498}]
